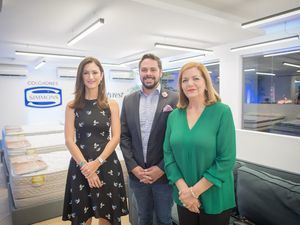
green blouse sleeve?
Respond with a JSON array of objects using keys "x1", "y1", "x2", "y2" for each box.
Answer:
[
  {"x1": 163, "y1": 114, "x2": 183, "y2": 184},
  {"x1": 203, "y1": 105, "x2": 236, "y2": 188}
]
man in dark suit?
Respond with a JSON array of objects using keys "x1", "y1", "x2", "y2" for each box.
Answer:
[{"x1": 120, "y1": 53, "x2": 178, "y2": 225}]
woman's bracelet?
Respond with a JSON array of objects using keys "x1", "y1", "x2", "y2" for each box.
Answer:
[
  {"x1": 190, "y1": 187, "x2": 197, "y2": 198},
  {"x1": 78, "y1": 161, "x2": 86, "y2": 168}
]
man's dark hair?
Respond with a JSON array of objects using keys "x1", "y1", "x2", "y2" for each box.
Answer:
[{"x1": 138, "y1": 53, "x2": 162, "y2": 70}]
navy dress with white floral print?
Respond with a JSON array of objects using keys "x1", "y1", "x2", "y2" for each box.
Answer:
[{"x1": 63, "y1": 99, "x2": 128, "y2": 225}]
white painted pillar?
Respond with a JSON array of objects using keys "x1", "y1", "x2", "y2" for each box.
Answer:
[{"x1": 216, "y1": 48, "x2": 243, "y2": 129}]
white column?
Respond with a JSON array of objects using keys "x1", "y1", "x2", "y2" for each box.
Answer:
[{"x1": 216, "y1": 48, "x2": 243, "y2": 129}]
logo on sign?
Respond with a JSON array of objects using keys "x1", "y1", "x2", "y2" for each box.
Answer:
[{"x1": 24, "y1": 86, "x2": 62, "y2": 108}]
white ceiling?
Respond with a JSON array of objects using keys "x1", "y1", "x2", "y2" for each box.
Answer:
[{"x1": 0, "y1": 0, "x2": 300, "y2": 68}]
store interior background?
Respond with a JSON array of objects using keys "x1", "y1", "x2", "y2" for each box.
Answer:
[{"x1": 0, "y1": 0, "x2": 300, "y2": 173}]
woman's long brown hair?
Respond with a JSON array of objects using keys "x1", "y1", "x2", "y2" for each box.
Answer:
[{"x1": 69, "y1": 57, "x2": 108, "y2": 109}]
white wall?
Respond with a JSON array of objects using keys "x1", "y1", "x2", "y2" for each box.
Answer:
[
  {"x1": 0, "y1": 65, "x2": 139, "y2": 138},
  {"x1": 236, "y1": 129, "x2": 300, "y2": 174},
  {"x1": 0, "y1": 76, "x2": 28, "y2": 129},
  {"x1": 217, "y1": 49, "x2": 243, "y2": 129},
  {"x1": 106, "y1": 70, "x2": 141, "y2": 109},
  {"x1": 0, "y1": 65, "x2": 73, "y2": 135}
]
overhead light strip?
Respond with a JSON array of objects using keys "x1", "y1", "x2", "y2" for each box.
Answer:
[
  {"x1": 230, "y1": 35, "x2": 299, "y2": 52},
  {"x1": 169, "y1": 54, "x2": 205, "y2": 63},
  {"x1": 155, "y1": 43, "x2": 213, "y2": 53},
  {"x1": 264, "y1": 48, "x2": 300, "y2": 57},
  {"x1": 34, "y1": 60, "x2": 46, "y2": 70},
  {"x1": 283, "y1": 62, "x2": 300, "y2": 68},
  {"x1": 244, "y1": 68, "x2": 256, "y2": 72},
  {"x1": 256, "y1": 72, "x2": 276, "y2": 76},
  {"x1": 203, "y1": 62, "x2": 219, "y2": 66},
  {"x1": 17, "y1": 51, "x2": 131, "y2": 67},
  {"x1": 15, "y1": 51, "x2": 85, "y2": 59},
  {"x1": 67, "y1": 18, "x2": 104, "y2": 46},
  {"x1": 242, "y1": 7, "x2": 300, "y2": 29}
]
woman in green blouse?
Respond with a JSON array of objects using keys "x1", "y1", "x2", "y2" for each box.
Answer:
[{"x1": 163, "y1": 62, "x2": 236, "y2": 225}]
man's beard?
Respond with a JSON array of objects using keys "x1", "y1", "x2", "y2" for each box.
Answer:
[{"x1": 141, "y1": 78, "x2": 159, "y2": 90}]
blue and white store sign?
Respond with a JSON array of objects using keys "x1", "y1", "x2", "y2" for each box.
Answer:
[{"x1": 24, "y1": 86, "x2": 62, "y2": 108}]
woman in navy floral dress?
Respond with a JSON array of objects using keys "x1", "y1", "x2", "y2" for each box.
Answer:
[{"x1": 63, "y1": 57, "x2": 128, "y2": 225}]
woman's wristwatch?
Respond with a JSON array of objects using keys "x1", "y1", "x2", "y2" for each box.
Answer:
[{"x1": 97, "y1": 156, "x2": 105, "y2": 165}]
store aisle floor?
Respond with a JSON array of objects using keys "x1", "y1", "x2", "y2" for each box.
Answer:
[{"x1": 33, "y1": 215, "x2": 130, "y2": 225}]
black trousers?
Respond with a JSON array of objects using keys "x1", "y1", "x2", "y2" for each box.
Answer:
[{"x1": 177, "y1": 205, "x2": 232, "y2": 225}]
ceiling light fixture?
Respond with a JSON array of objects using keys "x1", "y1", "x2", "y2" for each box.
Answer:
[
  {"x1": 295, "y1": 80, "x2": 300, "y2": 83},
  {"x1": 230, "y1": 35, "x2": 299, "y2": 52},
  {"x1": 264, "y1": 48, "x2": 300, "y2": 57},
  {"x1": 244, "y1": 68, "x2": 256, "y2": 72},
  {"x1": 297, "y1": 70, "x2": 300, "y2": 72},
  {"x1": 169, "y1": 54, "x2": 205, "y2": 63},
  {"x1": 34, "y1": 59, "x2": 46, "y2": 70},
  {"x1": 256, "y1": 72, "x2": 276, "y2": 76},
  {"x1": 67, "y1": 18, "x2": 104, "y2": 46},
  {"x1": 204, "y1": 62, "x2": 219, "y2": 66},
  {"x1": 155, "y1": 43, "x2": 213, "y2": 53},
  {"x1": 242, "y1": 7, "x2": 300, "y2": 29},
  {"x1": 15, "y1": 51, "x2": 85, "y2": 59},
  {"x1": 282, "y1": 62, "x2": 300, "y2": 68}
]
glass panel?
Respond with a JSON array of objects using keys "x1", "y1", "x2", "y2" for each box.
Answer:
[
  {"x1": 161, "y1": 70, "x2": 179, "y2": 92},
  {"x1": 161, "y1": 64, "x2": 220, "y2": 93},
  {"x1": 242, "y1": 50, "x2": 300, "y2": 137},
  {"x1": 207, "y1": 64, "x2": 219, "y2": 92}
]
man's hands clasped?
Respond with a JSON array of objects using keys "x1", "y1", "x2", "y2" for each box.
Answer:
[{"x1": 132, "y1": 165, "x2": 164, "y2": 184}]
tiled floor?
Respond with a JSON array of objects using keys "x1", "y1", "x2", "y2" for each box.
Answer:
[{"x1": 33, "y1": 215, "x2": 130, "y2": 225}]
